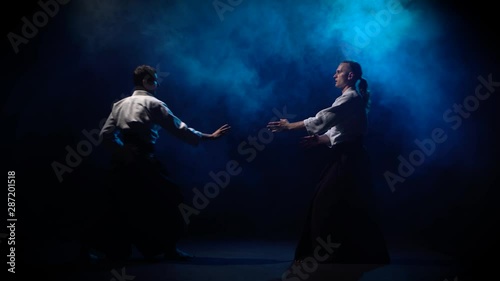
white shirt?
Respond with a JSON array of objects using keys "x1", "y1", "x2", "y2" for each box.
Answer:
[
  {"x1": 303, "y1": 88, "x2": 367, "y2": 147},
  {"x1": 100, "y1": 90, "x2": 202, "y2": 147}
]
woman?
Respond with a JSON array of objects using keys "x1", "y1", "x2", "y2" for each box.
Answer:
[{"x1": 267, "y1": 60, "x2": 390, "y2": 265}]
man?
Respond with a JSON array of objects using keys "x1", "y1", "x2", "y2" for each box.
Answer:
[{"x1": 98, "y1": 64, "x2": 230, "y2": 261}]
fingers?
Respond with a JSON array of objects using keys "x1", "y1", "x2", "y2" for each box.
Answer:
[
  {"x1": 299, "y1": 135, "x2": 315, "y2": 142},
  {"x1": 267, "y1": 121, "x2": 281, "y2": 126},
  {"x1": 266, "y1": 127, "x2": 281, "y2": 133},
  {"x1": 214, "y1": 124, "x2": 231, "y2": 138},
  {"x1": 215, "y1": 121, "x2": 292, "y2": 135},
  {"x1": 219, "y1": 124, "x2": 230, "y2": 130},
  {"x1": 266, "y1": 121, "x2": 282, "y2": 132},
  {"x1": 299, "y1": 135, "x2": 317, "y2": 149}
]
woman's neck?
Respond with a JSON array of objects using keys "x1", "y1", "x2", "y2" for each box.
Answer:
[{"x1": 342, "y1": 85, "x2": 354, "y2": 94}]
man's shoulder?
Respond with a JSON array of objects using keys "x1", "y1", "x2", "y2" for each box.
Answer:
[{"x1": 131, "y1": 94, "x2": 166, "y2": 106}]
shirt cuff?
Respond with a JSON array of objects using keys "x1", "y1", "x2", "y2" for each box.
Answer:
[
  {"x1": 303, "y1": 117, "x2": 316, "y2": 135},
  {"x1": 322, "y1": 133, "x2": 334, "y2": 148}
]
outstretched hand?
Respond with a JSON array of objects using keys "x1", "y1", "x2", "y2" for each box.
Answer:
[
  {"x1": 211, "y1": 124, "x2": 231, "y2": 139},
  {"x1": 267, "y1": 119, "x2": 289, "y2": 133},
  {"x1": 299, "y1": 134, "x2": 320, "y2": 149}
]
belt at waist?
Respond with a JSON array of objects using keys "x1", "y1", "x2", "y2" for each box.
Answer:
[{"x1": 121, "y1": 133, "x2": 155, "y2": 154}]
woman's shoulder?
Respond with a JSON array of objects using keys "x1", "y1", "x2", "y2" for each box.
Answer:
[
  {"x1": 337, "y1": 89, "x2": 362, "y2": 102},
  {"x1": 343, "y1": 88, "x2": 361, "y2": 98}
]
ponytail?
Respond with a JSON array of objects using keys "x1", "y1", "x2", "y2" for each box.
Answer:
[
  {"x1": 341, "y1": 60, "x2": 371, "y2": 113},
  {"x1": 358, "y1": 77, "x2": 371, "y2": 113}
]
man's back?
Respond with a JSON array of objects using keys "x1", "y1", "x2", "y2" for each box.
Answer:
[
  {"x1": 111, "y1": 91, "x2": 164, "y2": 145},
  {"x1": 100, "y1": 90, "x2": 203, "y2": 147}
]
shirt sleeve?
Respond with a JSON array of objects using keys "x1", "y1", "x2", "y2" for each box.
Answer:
[
  {"x1": 99, "y1": 111, "x2": 123, "y2": 150},
  {"x1": 303, "y1": 93, "x2": 355, "y2": 135},
  {"x1": 152, "y1": 102, "x2": 203, "y2": 146},
  {"x1": 321, "y1": 129, "x2": 335, "y2": 148}
]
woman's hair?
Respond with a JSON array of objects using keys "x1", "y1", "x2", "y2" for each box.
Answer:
[
  {"x1": 133, "y1": 65, "x2": 157, "y2": 87},
  {"x1": 342, "y1": 60, "x2": 371, "y2": 112}
]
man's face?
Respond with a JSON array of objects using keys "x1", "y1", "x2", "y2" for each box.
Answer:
[
  {"x1": 143, "y1": 73, "x2": 159, "y2": 92},
  {"x1": 333, "y1": 63, "x2": 352, "y2": 89}
]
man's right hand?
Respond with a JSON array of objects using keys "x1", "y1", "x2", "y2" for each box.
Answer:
[{"x1": 210, "y1": 124, "x2": 231, "y2": 139}]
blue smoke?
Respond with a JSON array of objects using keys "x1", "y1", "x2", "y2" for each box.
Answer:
[
  {"x1": 65, "y1": 0, "x2": 458, "y2": 136},
  {"x1": 5, "y1": 0, "x2": 489, "y2": 224}
]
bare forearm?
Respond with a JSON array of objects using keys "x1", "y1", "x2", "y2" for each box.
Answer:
[
  {"x1": 286, "y1": 120, "x2": 305, "y2": 131},
  {"x1": 317, "y1": 134, "x2": 330, "y2": 145},
  {"x1": 267, "y1": 119, "x2": 305, "y2": 133},
  {"x1": 201, "y1": 124, "x2": 231, "y2": 140},
  {"x1": 200, "y1": 133, "x2": 215, "y2": 140}
]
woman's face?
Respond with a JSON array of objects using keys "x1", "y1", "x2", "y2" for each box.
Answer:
[{"x1": 333, "y1": 63, "x2": 352, "y2": 89}]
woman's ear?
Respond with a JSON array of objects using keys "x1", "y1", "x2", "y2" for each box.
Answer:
[{"x1": 348, "y1": 72, "x2": 354, "y2": 80}]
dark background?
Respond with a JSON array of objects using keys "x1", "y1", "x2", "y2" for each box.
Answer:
[{"x1": 2, "y1": 0, "x2": 499, "y2": 279}]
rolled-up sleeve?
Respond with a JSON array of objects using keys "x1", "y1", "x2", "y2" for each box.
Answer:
[
  {"x1": 303, "y1": 94, "x2": 353, "y2": 135},
  {"x1": 153, "y1": 102, "x2": 203, "y2": 146}
]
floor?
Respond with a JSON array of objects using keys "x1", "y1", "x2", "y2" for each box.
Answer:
[{"x1": 19, "y1": 236, "x2": 466, "y2": 281}]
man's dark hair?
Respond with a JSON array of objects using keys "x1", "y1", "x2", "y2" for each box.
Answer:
[{"x1": 133, "y1": 65, "x2": 157, "y2": 87}]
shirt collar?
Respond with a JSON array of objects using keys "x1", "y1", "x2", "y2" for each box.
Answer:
[{"x1": 132, "y1": 89, "x2": 154, "y2": 96}]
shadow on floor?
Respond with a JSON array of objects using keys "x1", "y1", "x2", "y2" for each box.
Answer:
[
  {"x1": 159, "y1": 256, "x2": 291, "y2": 265},
  {"x1": 269, "y1": 263, "x2": 387, "y2": 281}
]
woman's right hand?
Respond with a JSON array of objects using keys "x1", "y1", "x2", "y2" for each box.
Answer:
[{"x1": 267, "y1": 119, "x2": 290, "y2": 132}]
